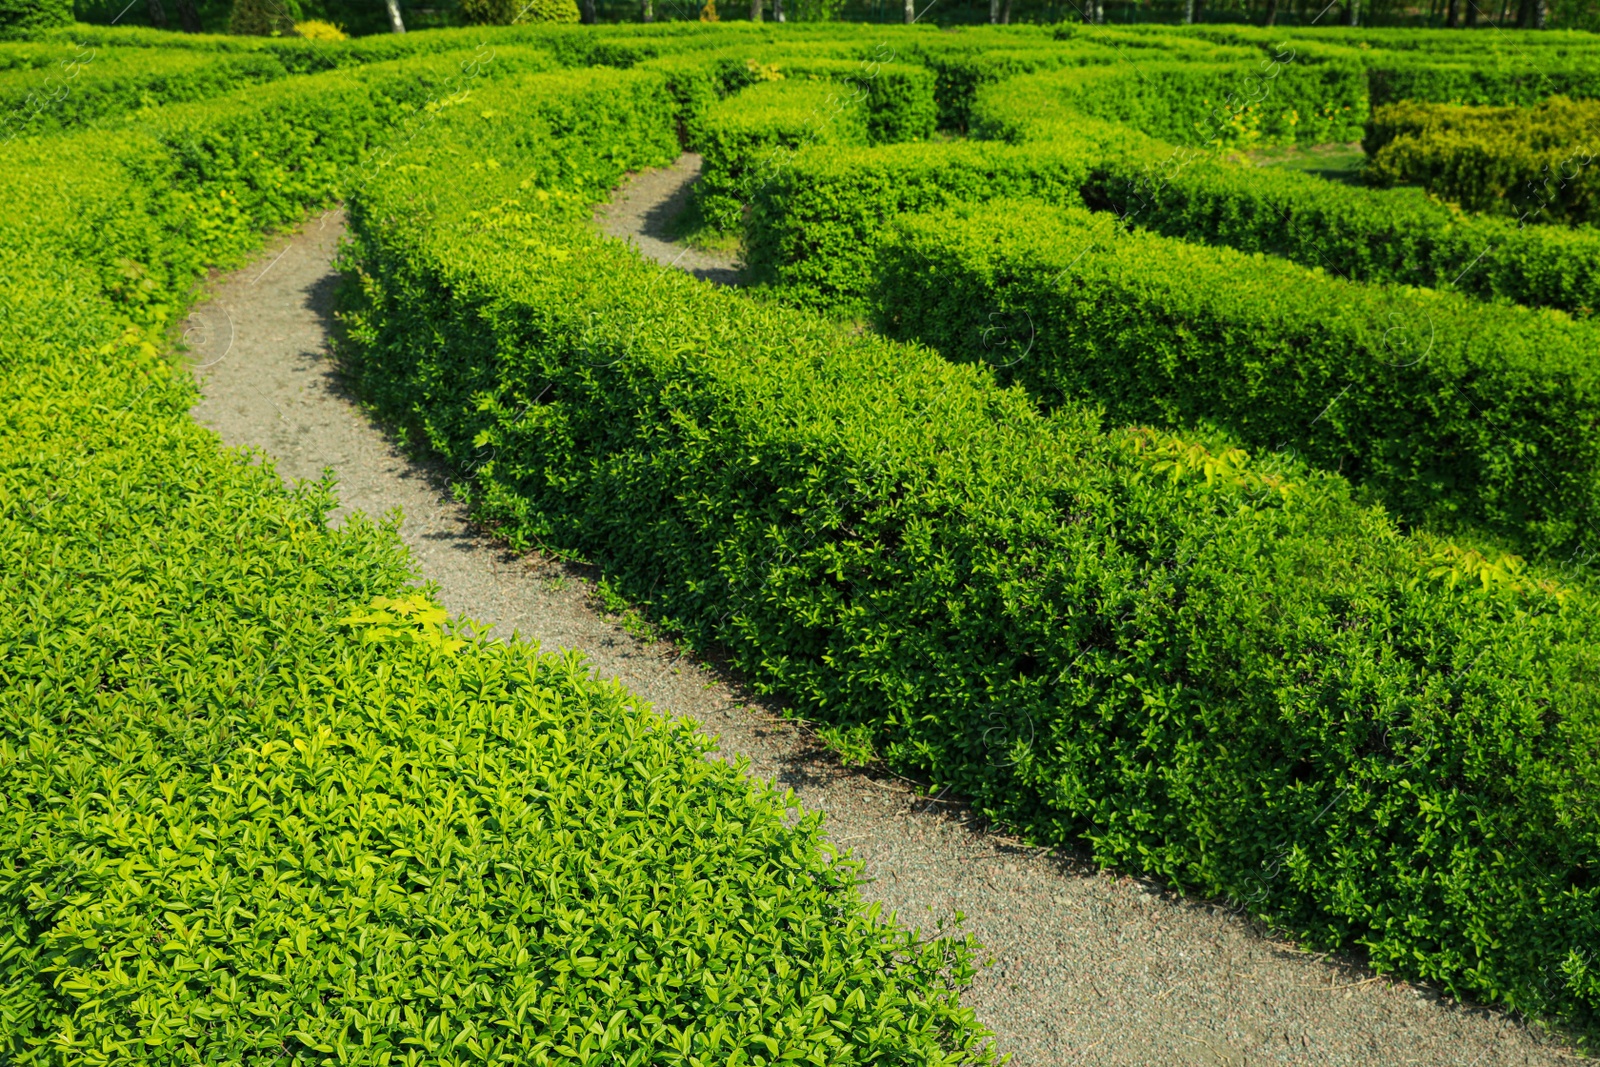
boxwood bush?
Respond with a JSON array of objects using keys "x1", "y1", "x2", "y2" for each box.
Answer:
[
  {"x1": 694, "y1": 76, "x2": 868, "y2": 233},
  {"x1": 0, "y1": 58, "x2": 997, "y2": 1066},
  {"x1": 745, "y1": 139, "x2": 1102, "y2": 311},
  {"x1": 874, "y1": 197, "x2": 1600, "y2": 559},
  {"x1": 1082, "y1": 151, "x2": 1600, "y2": 316},
  {"x1": 340, "y1": 71, "x2": 1600, "y2": 1038},
  {"x1": 0, "y1": 49, "x2": 288, "y2": 138},
  {"x1": 1366, "y1": 97, "x2": 1600, "y2": 226},
  {"x1": 972, "y1": 58, "x2": 1368, "y2": 149}
]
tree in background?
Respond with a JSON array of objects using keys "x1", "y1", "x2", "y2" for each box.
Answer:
[
  {"x1": 460, "y1": 0, "x2": 579, "y2": 22},
  {"x1": 228, "y1": 0, "x2": 298, "y2": 34}
]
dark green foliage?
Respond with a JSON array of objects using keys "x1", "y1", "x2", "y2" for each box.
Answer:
[
  {"x1": 341, "y1": 71, "x2": 1600, "y2": 1038},
  {"x1": 745, "y1": 139, "x2": 1092, "y2": 311},
  {"x1": 0, "y1": 0, "x2": 69, "y2": 38},
  {"x1": 228, "y1": 0, "x2": 299, "y2": 36},
  {"x1": 459, "y1": 0, "x2": 580, "y2": 26},
  {"x1": 1366, "y1": 97, "x2": 1600, "y2": 226},
  {"x1": 694, "y1": 76, "x2": 868, "y2": 232},
  {"x1": 1084, "y1": 152, "x2": 1600, "y2": 317},
  {"x1": 0, "y1": 57, "x2": 995, "y2": 1065},
  {"x1": 874, "y1": 198, "x2": 1600, "y2": 559}
]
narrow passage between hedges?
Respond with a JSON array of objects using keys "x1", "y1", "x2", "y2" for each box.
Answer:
[{"x1": 180, "y1": 175, "x2": 1574, "y2": 1067}]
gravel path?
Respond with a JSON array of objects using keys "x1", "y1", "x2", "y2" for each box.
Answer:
[{"x1": 181, "y1": 184, "x2": 1581, "y2": 1065}]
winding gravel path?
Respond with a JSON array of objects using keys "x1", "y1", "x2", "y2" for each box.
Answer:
[{"x1": 180, "y1": 163, "x2": 1581, "y2": 1065}]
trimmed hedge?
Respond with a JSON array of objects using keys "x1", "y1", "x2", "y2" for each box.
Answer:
[
  {"x1": 971, "y1": 58, "x2": 1368, "y2": 149},
  {"x1": 1366, "y1": 97, "x2": 1600, "y2": 226},
  {"x1": 694, "y1": 76, "x2": 869, "y2": 233},
  {"x1": 0, "y1": 49, "x2": 287, "y2": 139},
  {"x1": 0, "y1": 59, "x2": 996, "y2": 1065},
  {"x1": 1083, "y1": 152, "x2": 1600, "y2": 316},
  {"x1": 745, "y1": 139, "x2": 1093, "y2": 311},
  {"x1": 745, "y1": 93, "x2": 1600, "y2": 320},
  {"x1": 874, "y1": 198, "x2": 1600, "y2": 558},
  {"x1": 641, "y1": 47, "x2": 933, "y2": 150},
  {"x1": 1366, "y1": 55, "x2": 1600, "y2": 108},
  {"x1": 894, "y1": 32, "x2": 1259, "y2": 131},
  {"x1": 342, "y1": 61, "x2": 1600, "y2": 1038}
]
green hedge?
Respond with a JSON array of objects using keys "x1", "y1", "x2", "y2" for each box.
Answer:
[
  {"x1": 0, "y1": 49, "x2": 287, "y2": 139},
  {"x1": 1367, "y1": 55, "x2": 1600, "y2": 108},
  {"x1": 694, "y1": 76, "x2": 869, "y2": 233},
  {"x1": 341, "y1": 64, "x2": 1600, "y2": 1038},
  {"x1": 894, "y1": 31, "x2": 1260, "y2": 131},
  {"x1": 1367, "y1": 97, "x2": 1600, "y2": 226},
  {"x1": 1083, "y1": 152, "x2": 1600, "y2": 316},
  {"x1": 745, "y1": 139, "x2": 1093, "y2": 311},
  {"x1": 641, "y1": 47, "x2": 933, "y2": 150},
  {"x1": 0, "y1": 60, "x2": 995, "y2": 1065},
  {"x1": 745, "y1": 95, "x2": 1600, "y2": 319},
  {"x1": 873, "y1": 198, "x2": 1600, "y2": 559},
  {"x1": 972, "y1": 58, "x2": 1368, "y2": 149}
]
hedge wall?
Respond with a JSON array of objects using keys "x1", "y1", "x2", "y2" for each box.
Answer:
[
  {"x1": 0, "y1": 57, "x2": 997, "y2": 1066},
  {"x1": 745, "y1": 139, "x2": 1097, "y2": 311},
  {"x1": 694, "y1": 76, "x2": 869, "y2": 233},
  {"x1": 341, "y1": 61, "x2": 1600, "y2": 1038},
  {"x1": 972, "y1": 58, "x2": 1368, "y2": 149},
  {"x1": 1083, "y1": 152, "x2": 1600, "y2": 316},
  {"x1": 1367, "y1": 97, "x2": 1600, "y2": 226},
  {"x1": 874, "y1": 198, "x2": 1600, "y2": 559}
]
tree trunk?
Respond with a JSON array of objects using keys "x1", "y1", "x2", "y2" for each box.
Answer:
[
  {"x1": 988, "y1": 0, "x2": 998, "y2": 20},
  {"x1": 750, "y1": 0, "x2": 760, "y2": 19},
  {"x1": 581, "y1": 0, "x2": 596, "y2": 21},
  {"x1": 385, "y1": 0, "x2": 406, "y2": 31},
  {"x1": 1000, "y1": 0, "x2": 1011, "y2": 21},
  {"x1": 904, "y1": 0, "x2": 914, "y2": 23},
  {"x1": 774, "y1": 0, "x2": 783, "y2": 19},
  {"x1": 1183, "y1": 0, "x2": 1195, "y2": 21},
  {"x1": 145, "y1": 0, "x2": 167, "y2": 27},
  {"x1": 1445, "y1": 0, "x2": 1458, "y2": 24},
  {"x1": 1343, "y1": 0, "x2": 1358, "y2": 24},
  {"x1": 1464, "y1": 0, "x2": 1478, "y2": 23},
  {"x1": 642, "y1": 0, "x2": 653, "y2": 19},
  {"x1": 1264, "y1": 0, "x2": 1277, "y2": 23},
  {"x1": 173, "y1": 0, "x2": 200, "y2": 30}
]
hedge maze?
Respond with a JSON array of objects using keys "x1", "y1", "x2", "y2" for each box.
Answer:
[{"x1": 3, "y1": 16, "x2": 1600, "y2": 1061}]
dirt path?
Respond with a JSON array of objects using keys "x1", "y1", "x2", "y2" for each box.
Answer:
[
  {"x1": 596, "y1": 153, "x2": 742, "y2": 284},
  {"x1": 182, "y1": 191, "x2": 1579, "y2": 1066}
]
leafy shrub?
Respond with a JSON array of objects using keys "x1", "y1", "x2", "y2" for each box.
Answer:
[
  {"x1": 1366, "y1": 97, "x2": 1600, "y2": 225},
  {"x1": 745, "y1": 139, "x2": 1094, "y2": 311},
  {"x1": 0, "y1": 0, "x2": 69, "y2": 38},
  {"x1": 1367, "y1": 54, "x2": 1600, "y2": 108},
  {"x1": 0, "y1": 50, "x2": 288, "y2": 139},
  {"x1": 972, "y1": 57, "x2": 1368, "y2": 149},
  {"x1": 0, "y1": 59, "x2": 995, "y2": 1066},
  {"x1": 639, "y1": 47, "x2": 932, "y2": 155},
  {"x1": 874, "y1": 197, "x2": 1600, "y2": 559},
  {"x1": 294, "y1": 17, "x2": 346, "y2": 39},
  {"x1": 1083, "y1": 150, "x2": 1600, "y2": 317},
  {"x1": 340, "y1": 71, "x2": 1600, "y2": 1037},
  {"x1": 694, "y1": 77, "x2": 868, "y2": 232}
]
